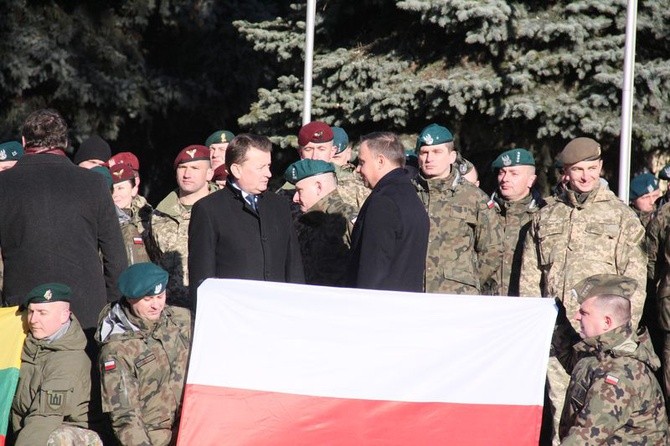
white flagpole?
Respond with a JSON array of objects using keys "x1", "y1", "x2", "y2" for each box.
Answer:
[
  {"x1": 302, "y1": 0, "x2": 316, "y2": 125},
  {"x1": 618, "y1": 0, "x2": 638, "y2": 202}
]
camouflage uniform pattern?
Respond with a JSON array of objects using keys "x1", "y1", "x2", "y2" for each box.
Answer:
[
  {"x1": 11, "y1": 315, "x2": 95, "y2": 446},
  {"x1": 559, "y1": 325, "x2": 668, "y2": 445},
  {"x1": 147, "y1": 185, "x2": 215, "y2": 307},
  {"x1": 633, "y1": 205, "x2": 655, "y2": 230},
  {"x1": 645, "y1": 201, "x2": 670, "y2": 397},
  {"x1": 491, "y1": 190, "x2": 544, "y2": 296},
  {"x1": 414, "y1": 169, "x2": 503, "y2": 294},
  {"x1": 118, "y1": 207, "x2": 150, "y2": 266},
  {"x1": 295, "y1": 190, "x2": 357, "y2": 286},
  {"x1": 128, "y1": 194, "x2": 153, "y2": 238},
  {"x1": 96, "y1": 301, "x2": 192, "y2": 446},
  {"x1": 46, "y1": 425, "x2": 102, "y2": 446},
  {"x1": 335, "y1": 164, "x2": 369, "y2": 210},
  {"x1": 520, "y1": 183, "x2": 647, "y2": 444}
]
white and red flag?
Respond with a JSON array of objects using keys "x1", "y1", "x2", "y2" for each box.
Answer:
[{"x1": 178, "y1": 279, "x2": 555, "y2": 446}]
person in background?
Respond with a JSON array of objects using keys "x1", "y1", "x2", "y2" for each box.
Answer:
[
  {"x1": 73, "y1": 135, "x2": 111, "y2": 169},
  {"x1": 0, "y1": 140, "x2": 23, "y2": 171}
]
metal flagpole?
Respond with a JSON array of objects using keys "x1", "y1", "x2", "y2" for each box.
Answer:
[
  {"x1": 302, "y1": 0, "x2": 317, "y2": 125},
  {"x1": 618, "y1": 0, "x2": 638, "y2": 202}
]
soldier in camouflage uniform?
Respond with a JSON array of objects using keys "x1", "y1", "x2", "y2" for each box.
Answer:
[
  {"x1": 520, "y1": 137, "x2": 647, "y2": 445},
  {"x1": 108, "y1": 151, "x2": 153, "y2": 236},
  {"x1": 559, "y1": 274, "x2": 668, "y2": 444},
  {"x1": 285, "y1": 159, "x2": 357, "y2": 286},
  {"x1": 413, "y1": 123, "x2": 503, "y2": 294},
  {"x1": 629, "y1": 173, "x2": 660, "y2": 229},
  {"x1": 147, "y1": 145, "x2": 214, "y2": 308},
  {"x1": 489, "y1": 148, "x2": 545, "y2": 296},
  {"x1": 96, "y1": 263, "x2": 191, "y2": 446},
  {"x1": 278, "y1": 122, "x2": 369, "y2": 213},
  {"x1": 12, "y1": 283, "x2": 102, "y2": 446},
  {"x1": 646, "y1": 200, "x2": 670, "y2": 400}
]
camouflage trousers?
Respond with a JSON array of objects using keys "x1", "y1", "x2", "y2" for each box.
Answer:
[
  {"x1": 47, "y1": 425, "x2": 102, "y2": 446},
  {"x1": 546, "y1": 356, "x2": 570, "y2": 446},
  {"x1": 660, "y1": 297, "x2": 670, "y2": 399}
]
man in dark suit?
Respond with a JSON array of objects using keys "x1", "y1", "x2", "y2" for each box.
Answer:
[
  {"x1": 347, "y1": 132, "x2": 429, "y2": 292},
  {"x1": 188, "y1": 134, "x2": 304, "y2": 304},
  {"x1": 0, "y1": 109, "x2": 127, "y2": 334}
]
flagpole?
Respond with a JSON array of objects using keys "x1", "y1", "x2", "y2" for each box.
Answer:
[
  {"x1": 618, "y1": 0, "x2": 638, "y2": 202},
  {"x1": 302, "y1": 0, "x2": 316, "y2": 125}
]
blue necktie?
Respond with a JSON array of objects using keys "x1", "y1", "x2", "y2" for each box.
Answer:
[{"x1": 245, "y1": 194, "x2": 258, "y2": 212}]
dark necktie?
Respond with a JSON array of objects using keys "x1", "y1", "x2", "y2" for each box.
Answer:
[{"x1": 245, "y1": 194, "x2": 258, "y2": 212}]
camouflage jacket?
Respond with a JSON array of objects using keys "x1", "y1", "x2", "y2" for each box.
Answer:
[
  {"x1": 118, "y1": 207, "x2": 150, "y2": 266},
  {"x1": 559, "y1": 325, "x2": 668, "y2": 444},
  {"x1": 147, "y1": 185, "x2": 215, "y2": 307},
  {"x1": 414, "y1": 169, "x2": 503, "y2": 294},
  {"x1": 647, "y1": 202, "x2": 670, "y2": 300},
  {"x1": 11, "y1": 315, "x2": 93, "y2": 446},
  {"x1": 491, "y1": 190, "x2": 545, "y2": 296},
  {"x1": 295, "y1": 190, "x2": 357, "y2": 286},
  {"x1": 96, "y1": 301, "x2": 192, "y2": 446},
  {"x1": 632, "y1": 205, "x2": 656, "y2": 230},
  {"x1": 335, "y1": 164, "x2": 370, "y2": 210},
  {"x1": 520, "y1": 184, "x2": 647, "y2": 331},
  {"x1": 127, "y1": 195, "x2": 153, "y2": 238}
]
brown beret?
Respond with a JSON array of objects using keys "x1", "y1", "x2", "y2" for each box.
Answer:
[
  {"x1": 557, "y1": 137, "x2": 601, "y2": 166},
  {"x1": 173, "y1": 145, "x2": 210, "y2": 169},
  {"x1": 569, "y1": 274, "x2": 637, "y2": 304},
  {"x1": 298, "y1": 121, "x2": 333, "y2": 147}
]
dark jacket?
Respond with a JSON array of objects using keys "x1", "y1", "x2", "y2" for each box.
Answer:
[
  {"x1": 347, "y1": 168, "x2": 429, "y2": 292},
  {"x1": 0, "y1": 154, "x2": 127, "y2": 330},
  {"x1": 188, "y1": 183, "x2": 304, "y2": 302}
]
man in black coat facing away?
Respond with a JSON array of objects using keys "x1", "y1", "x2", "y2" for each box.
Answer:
[
  {"x1": 188, "y1": 134, "x2": 304, "y2": 304},
  {"x1": 347, "y1": 132, "x2": 429, "y2": 292},
  {"x1": 0, "y1": 109, "x2": 127, "y2": 334}
]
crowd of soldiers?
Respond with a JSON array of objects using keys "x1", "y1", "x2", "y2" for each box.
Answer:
[{"x1": 2, "y1": 108, "x2": 670, "y2": 445}]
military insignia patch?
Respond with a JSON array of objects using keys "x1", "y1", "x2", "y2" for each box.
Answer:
[
  {"x1": 186, "y1": 149, "x2": 197, "y2": 158},
  {"x1": 665, "y1": 167, "x2": 670, "y2": 178},
  {"x1": 44, "y1": 289, "x2": 53, "y2": 301},
  {"x1": 314, "y1": 131, "x2": 323, "y2": 139},
  {"x1": 423, "y1": 134, "x2": 434, "y2": 145},
  {"x1": 291, "y1": 167, "x2": 297, "y2": 180},
  {"x1": 647, "y1": 185, "x2": 654, "y2": 193},
  {"x1": 0, "y1": 149, "x2": 6, "y2": 160},
  {"x1": 133, "y1": 237, "x2": 144, "y2": 245},
  {"x1": 46, "y1": 390, "x2": 68, "y2": 410},
  {"x1": 487, "y1": 199, "x2": 495, "y2": 209},
  {"x1": 501, "y1": 154, "x2": 512, "y2": 166},
  {"x1": 154, "y1": 283, "x2": 163, "y2": 294},
  {"x1": 605, "y1": 374, "x2": 619, "y2": 385},
  {"x1": 113, "y1": 169, "x2": 124, "y2": 178},
  {"x1": 104, "y1": 359, "x2": 116, "y2": 371},
  {"x1": 459, "y1": 163, "x2": 467, "y2": 175}
]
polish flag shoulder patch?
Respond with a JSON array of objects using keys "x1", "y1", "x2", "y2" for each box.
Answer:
[
  {"x1": 605, "y1": 374, "x2": 619, "y2": 385},
  {"x1": 104, "y1": 359, "x2": 116, "y2": 372},
  {"x1": 487, "y1": 199, "x2": 495, "y2": 209},
  {"x1": 133, "y1": 237, "x2": 144, "y2": 245}
]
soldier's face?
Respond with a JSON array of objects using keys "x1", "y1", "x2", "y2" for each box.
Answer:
[
  {"x1": 575, "y1": 297, "x2": 608, "y2": 339},
  {"x1": 0, "y1": 160, "x2": 17, "y2": 171},
  {"x1": 497, "y1": 166, "x2": 536, "y2": 202},
  {"x1": 293, "y1": 176, "x2": 322, "y2": 212},
  {"x1": 27, "y1": 302, "x2": 70, "y2": 339},
  {"x1": 565, "y1": 159, "x2": 602, "y2": 193},
  {"x1": 231, "y1": 147, "x2": 272, "y2": 195},
  {"x1": 209, "y1": 143, "x2": 228, "y2": 171},
  {"x1": 418, "y1": 143, "x2": 456, "y2": 179},
  {"x1": 176, "y1": 160, "x2": 213, "y2": 195},
  {"x1": 633, "y1": 190, "x2": 660, "y2": 213},
  {"x1": 112, "y1": 180, "x2": 138, "y2": 209},
  {"x1": 299, "y1": 142, "x2": 336, "y2": 162},
  {"x1": 331, "y1": 146, "x2": 351, "y2": 167},
  {"x1": 129, "y1": 291, "x2": 166, "y2": 321},
  {"x1": 78, "y1": 159, "x2": 106, "y2": 169}
]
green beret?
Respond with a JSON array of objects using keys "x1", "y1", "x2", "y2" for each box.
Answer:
[
  {"x1": 284, "y1": 159, "x2": 336, "y2": 185},
  {"x1": 491, "y1": 148, "x2": 535, "y2": 169},
  {"x1": 118, "y1": 263, "x2": 169, "y2": 299},
  {"x1": 24, "y1": 283, "x2": 72, "y2": 306},
  {"x1": 569, "y1": 274, "x2": 637, "y2": 304},
  {"x1": 630, "y1": 173, "x2": 659, "y2": 201},
  {"x1": 91, "y1": 166, "x2": 113, "y2": 188},
  {"x1": 557, "y1": 137, "x2": 601, "y2": 166},
  {"x1": 415, "y1": 124, "x2": 453, "y2": 152},
  {"x1": 0, "y1": 140, "x2": 24, "y2": 162},
  {"x1": 332, "y1": 127, "x2": 349, "y2": 154},
  {"x1": 205, "y1": 130, "x2": 235, "y2": 148},
  {"x1": 659, "y1": 165, "x2": 670, "y2": 181}
]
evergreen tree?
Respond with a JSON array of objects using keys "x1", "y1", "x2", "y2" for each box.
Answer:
[{"x1": 237, "y1": 0, "x2": 670, "y2": 193}]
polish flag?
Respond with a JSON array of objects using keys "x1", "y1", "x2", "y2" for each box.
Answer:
[{"x1": 177, "y1": 280, "x2": 556, "y2": 446}]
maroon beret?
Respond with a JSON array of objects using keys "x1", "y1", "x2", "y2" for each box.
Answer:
[
  {"x1": 108, "y1": 151, "x2": 140, "y2": 171},
  {"x1": 110, "y1": 163, "x2": 136, "y2": 184},
  {"x1": 298, "y1": 121, "x2": 334, "y2": 147},
  {"x1": 212, "y1": 165, "x2": 228, "y2": 182},
  {"x1": 173, "y1": 145, "x2": 210, "y2": 169}
]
